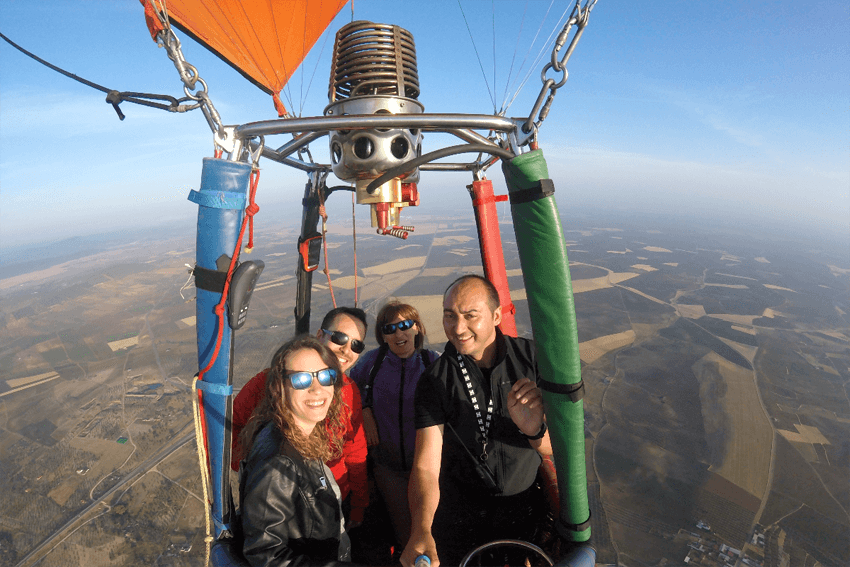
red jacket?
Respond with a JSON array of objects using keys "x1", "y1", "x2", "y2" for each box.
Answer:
[{"x1": 231, "y1": 369, "x2": 369, "y2": 522}]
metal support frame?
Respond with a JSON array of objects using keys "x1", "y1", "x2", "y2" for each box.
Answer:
[{"x1": 237, "y1": 113, "x2": 526, "y2": 173}]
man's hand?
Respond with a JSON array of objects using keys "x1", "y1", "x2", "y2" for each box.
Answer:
[
  {"x1": 400, "y1": 530, "x2": 439, "y2": 567},
  {"x1": 362, "y1": 407, "x2": 380, "y2": 446},
  {"x1": 404, "y1": 426, "x2": 444, "y2": 567},
  {"x1": 507, "y1": 378, "x2": 544, "y2": 436}
]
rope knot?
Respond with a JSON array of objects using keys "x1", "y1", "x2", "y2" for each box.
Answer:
[
  {"x1": 246, "y1": 203, "x2": 260, "y2": 216},
  {"x1": 214, "y1": 304, "x2": 225, "y2": 316}
]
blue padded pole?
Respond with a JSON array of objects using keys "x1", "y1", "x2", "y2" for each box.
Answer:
[{"x1": 188, "y1": 158, "x2": 251, "y2": 538}]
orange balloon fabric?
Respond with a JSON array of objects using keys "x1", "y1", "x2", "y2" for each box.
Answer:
[{"x1": 141, "y1": 0, "x2": 348, "y2": 115}]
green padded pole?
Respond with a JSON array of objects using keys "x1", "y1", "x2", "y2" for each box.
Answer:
[{"x1": 502, "y1": 149, "x2": 591, "y2": 542}]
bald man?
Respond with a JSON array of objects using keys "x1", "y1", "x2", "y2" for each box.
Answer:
[{"x1": 401, "y1": 275, "x2": 552, "y2": 567}]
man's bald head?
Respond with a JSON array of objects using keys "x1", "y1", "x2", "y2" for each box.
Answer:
[{"x1": 444, "y1": 275, "x2": 500, "y2": 313}]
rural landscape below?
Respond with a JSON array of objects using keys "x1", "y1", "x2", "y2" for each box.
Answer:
[{"x1": 1, "y1": 207, "x2": 848, "y2": 567}]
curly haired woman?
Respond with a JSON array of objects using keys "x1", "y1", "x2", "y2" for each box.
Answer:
[{"x1": 239, "y1": 335, "x2": 353, "y2": 567}]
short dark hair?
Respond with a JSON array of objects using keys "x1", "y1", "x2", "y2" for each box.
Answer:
[
  {"x1": 320, "y1": 306, "x2": 368, "y2": 333},
  {"x1": 444, "y1": 274, "x2": 500, "y2": 312}
]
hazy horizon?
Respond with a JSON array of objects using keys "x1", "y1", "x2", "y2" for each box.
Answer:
[{"x1": 3, "y1": 197, "x2": 846, "y2": 266}]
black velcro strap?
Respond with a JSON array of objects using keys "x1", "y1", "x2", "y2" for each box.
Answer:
[
  {"x1": 539, "y1": 378, "x2": 584, "y2": 402},
  {"x1": 556, "y1": 511, "x2": 592, "y2": 536},
  {"x1": 194, "y1": 265, "x2": 228, "y2": 293},
  {"x1": 508, "y1": 179, "x2": 555, "y2": 205}
]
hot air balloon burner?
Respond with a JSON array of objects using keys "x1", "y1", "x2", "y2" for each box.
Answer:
[{"x1": 325, "y1": 20, "x2": 423, "y2": 230}]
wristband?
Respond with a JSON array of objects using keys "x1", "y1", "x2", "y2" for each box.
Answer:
[{"x1": 522, "y1": 421, "x2": 547, "y2": 440}]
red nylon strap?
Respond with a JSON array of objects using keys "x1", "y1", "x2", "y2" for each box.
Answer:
[
  {"x1": 317, "y1": 189, "x2": 337, "y2": 308},
  {"x1": 273, "y1": 92, "x2": 288, "y2": 117},
  {"x1": 140, "y1": 0, "x2": 166, "y2": 41},
  {"x1": 472, "y1": 194, "x2": 509, "y2": 207},
  {"x1": 244, "y1": 169, "x2": 261, "y2": 253}
]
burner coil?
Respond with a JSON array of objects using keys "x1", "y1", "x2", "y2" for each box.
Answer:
[{"x1": 329, "y1": 21, "x2": 420, "y2": 103}]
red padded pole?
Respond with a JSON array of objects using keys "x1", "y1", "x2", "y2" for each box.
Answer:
[{"x1": 469, "y1": 179, "x2": 517, "y2": 337}]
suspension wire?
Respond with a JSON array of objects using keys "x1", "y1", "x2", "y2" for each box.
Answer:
[
  {"x1": 299, "y1": 3, "x2": 308, "y2": 116},
  {"x1": 154, "y1": 0, "x2": 171, "y2": 30},
  {"x1": 520, "y1": 0, "x2": 597, "y2": 133},
  {"x1": 317, "y1": 187, "x2": 338, "y2": 308},
  {"x1": 492, "y1": 0, "x2": 496, "y2": 112},
  {"x1": 457, "y1": 0, "x2": 496, "y2": 112},
  {"x1": 351, "y1": 192, "x2": 359, "y2": 308},
  {"x1": 498, "y1": 0, "x2": 530, "y2": 114},
  {"x1": 275, "y1": 14, "x2": 295, "y2": 116},
  {"x1": 498, "y1": 0, "x2": 557, "y2": 113},
  {"x1": 503, "y1": 0, "x2": 573, "y2": 113},
  {"x1": 502, "y1": 0, "x2": 566, "y2": 112},
  {"x1": 286, "y1": 0, "x2": 346, "y2": 116},
  {"x1": 266, "y1": 0, "x2": 294, "y2": 117},
  {"x1": 500, "y1": 0, "x2": 563, "y2": 115},
  {"x1": 302, "y1": 20, "x2": 336, "y2": 117}
]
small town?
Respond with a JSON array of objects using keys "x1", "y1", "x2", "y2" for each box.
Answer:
[{"x1": 682, "y1": 522, "x2": 766, "y2": 567}]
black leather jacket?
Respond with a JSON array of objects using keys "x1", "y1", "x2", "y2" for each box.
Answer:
[{"x1": 239, "y1": 422, "x2": 351, "y2": 567}]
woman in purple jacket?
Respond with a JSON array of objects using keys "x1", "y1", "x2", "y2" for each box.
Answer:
[{"x1": 350, "y1": 301, "x2": 439, "y2": 551}]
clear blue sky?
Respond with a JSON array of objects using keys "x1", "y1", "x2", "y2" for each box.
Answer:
[{"x1": 1, "y1": 1, "x2": 848, "y2": 250}]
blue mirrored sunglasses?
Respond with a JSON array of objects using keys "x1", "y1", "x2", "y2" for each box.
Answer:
[
  {"x1": 381, "y1": 319, "x2": 415, "y2": 335},
  {"x1": 287, "y1": 368, "x2": 338, "y2": 390}
]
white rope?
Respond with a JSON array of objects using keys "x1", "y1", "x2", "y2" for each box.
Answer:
[{"x1": 191, "y1": 376, "x2": 214, "y2": 567}]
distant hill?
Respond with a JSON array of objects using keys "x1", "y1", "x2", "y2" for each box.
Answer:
[{"x1": 0, "y1": 223, "x2": 188, "y2": 279}]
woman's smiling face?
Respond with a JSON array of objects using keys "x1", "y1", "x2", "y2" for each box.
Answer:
[
  {"x1": 283, "y1": 348, "x2": 335, "y2": 435},
  {"x1": 383, "y1": 315, "x2": 419, "y2": 359}
]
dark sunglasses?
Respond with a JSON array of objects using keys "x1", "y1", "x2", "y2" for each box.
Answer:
[
  {"x1": 287, "y1": 368, "x2": 338, "y2": 390},
  {"x1": 381, "y1": 319, "x2": 415, "y2": 335},
  {"x1": 322, "y1": 329, "x2": 366, "y2": 354}
]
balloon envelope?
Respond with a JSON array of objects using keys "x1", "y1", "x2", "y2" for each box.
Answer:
[{"x1": 142, "y1": 0, "x2": 348, "y2": 114}]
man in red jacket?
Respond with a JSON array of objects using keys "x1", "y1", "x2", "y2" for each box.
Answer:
[{"x1": 231, "y1": 307, "x2": 370, "y2": 527}]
